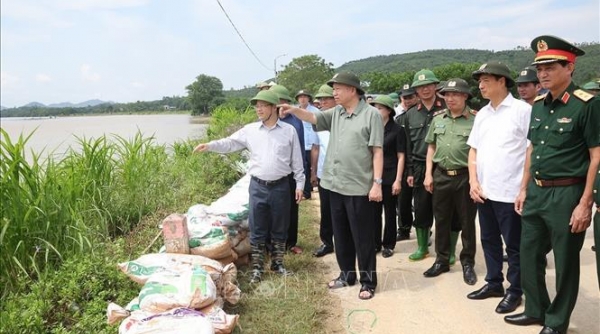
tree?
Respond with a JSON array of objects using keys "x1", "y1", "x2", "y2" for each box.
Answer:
[
  {"x1": 185, "y1": 74, "x2": 224, "y2": 115},
  {"x1": 277, "y1": 55, "x2": 335, "y2": 96}
]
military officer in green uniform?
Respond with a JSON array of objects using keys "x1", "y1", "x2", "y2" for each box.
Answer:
[
  {"x1": 507, "y1": 35, "x2": 600, "y2": 334},
  {"x1": 400, "y1": 69, "x2": 447, "y2": 262},
  {"x1": 582, "y1": 81, "x2": 600, "y2": 96},
  {"x1": 516, "y1": 67, "x2": 542, "y2": 105},
  {"x1": 594, "y1": 165, "x2": 600, "y2": 288},
  {"x1": 422, "y1": 78, "x2": 478, "y2": 284}
]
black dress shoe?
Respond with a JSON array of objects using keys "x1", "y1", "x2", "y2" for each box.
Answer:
[
  {"x1": 467, "y1": 284, "x2": 504, "y2": 300},
  {"x1": 313, "y1": 244, "x2": 334, "y2": 257},
  {"x1": 495, "y1": 293, "x2": 522, "y2": 313},
  {"x1": 423, "y1": 262, "x2": 450, "y2": 277},
  {"x1": 382, "y1": 248, "x2": 394, "y2": 258},
  {"x1": 396, "y1": 233, "x2": 410, "y2": 241},
  {"x1": 462, "y1": 264, "x2": 477, "y2": 285},
  {"x1": 540, "y1": 326, "x2": 561, "y2": 334},
  {"x1": 504, "y1": 313, "x2": 543, "y2": 326}
]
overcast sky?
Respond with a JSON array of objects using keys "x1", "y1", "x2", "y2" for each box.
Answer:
[{"x1": 1, "y1": 0, "x2": 598, "y2": 107}]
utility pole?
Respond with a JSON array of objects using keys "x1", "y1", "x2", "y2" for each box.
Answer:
[{"x1": 274, "y1": 53, "x2": 287, "y2": 80}]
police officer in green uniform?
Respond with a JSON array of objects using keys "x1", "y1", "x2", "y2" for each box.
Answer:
[
  {"x1": 516, "y1": 67, "x2": 542, "y2": 105},
  {"x1": 507, "y1": 35, "x2": 600, "y2": 334},
  {"x1": 401, "y1": 69, "x2": 447, "y2": 261},
  {"x1": 422, "y1": 78, "x2": 478, "y2": 284}
]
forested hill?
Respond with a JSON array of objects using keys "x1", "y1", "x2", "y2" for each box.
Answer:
[{"x1": 337, "y1": 43, "x2": 600, "y2": 84}]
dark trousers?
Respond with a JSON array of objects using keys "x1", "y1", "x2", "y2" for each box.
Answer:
[
  {"x1": 374, "y1": 184, "x2": 398, "y2": 250},
  {"x1": 318, "y1": 179, "x2": 334, "y2": 249},
  {"x1": 286, "y1": 174, "x2": 299, "y2": 248},
  {"x1": 595, "y1": 210, "x2": 600, "y2": 290},
  {"x1": 412, "y1": 162, "x2": 433, "y2": 229},
  {"x1": 248, "y1": 177, "x2": 290, "y2": 245},
  {"x1": 521, "y1": 182, "x2": 585, "y2": 332},
  {"x1": 397, "y1": 174, "x2": 413, "y2": 234},
  {"x1": 478, "y1": 199, "x2": 522, "y2": 295},
  {"x1": 432, "y1": 168, "x2": 477, "y2": 265},
  {"x1": 330, "y1": 191, "x2": 377, "y2": 289},
  {"x1": 303, "y1": 150, "x2": 312, "y2": 199}
]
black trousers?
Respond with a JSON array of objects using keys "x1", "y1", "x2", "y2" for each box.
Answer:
[
  {"x1": 374, "y1": 184, "x2": 398, "y2": 250},
  {"x1": 397, "y1": 173, "x2": 413, "y2": 234},
  {"x1": 318, "y1": 179, "x2": 334, "y2": 249},
  {"x1": 248, "y1": 177, "x2": 290, "y2": 245},
  {"x1": 432, "y1": 168, "x2": 477, "y2": 265},
  {"x1": 330, "y1": 191, "x2": 377, "y2": 289},
  {"x1": 286, "y1": 173, "x2": 300, "y2": 248},
  {"x1": 412, "y1": 162, "x2": 433, "y2": 229},
  {"x1": 303, "y1": 150, "x2": 312, "y2": 199}
]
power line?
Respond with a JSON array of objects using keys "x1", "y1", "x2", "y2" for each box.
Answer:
[{"x1": 215, "y1": 0, "x2": 272, "y2": 72}]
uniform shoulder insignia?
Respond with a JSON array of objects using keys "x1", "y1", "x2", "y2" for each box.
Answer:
[
  {"x1": 433, "y1": 109, "x2": 446, "y2": 117},
  {"x1": 534, "y1": 94, "x2": 547, "y2": 103},
  {"x1": 573, "y1": 89, "x2": 594, "y2": 102}
]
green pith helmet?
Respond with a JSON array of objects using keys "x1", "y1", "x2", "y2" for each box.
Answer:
[
  {"x1": 294, "y1": 89, "x2": 313, "y2": 101},
  {"x1": 472, "y1": 61, "x2": 515, "y2": 88},
  {"x1": 436, "y1": 81, "x2": 447, "y2": 92},
  {"x1": 411, "y1": 69, "x2": 440, "y2": 88},
  {"x1": 314, "y1": 84, "x2": 334, "y2": 98},
  {"x1": 399, "y1": 83, "x2": 416, "y2": 97},
  {"x1": 370, "y1": 95, "x2": 396, "y2": 117},
  {"x1": 515, "y1": 67, "x2": 539, "y2": 84},
  {"x1": 269, "y1": 84, "x2": 293, "y2": 102},
  {"x1": 256, "y1": 81, "x2": 270, "y2": 89},
  {"x1": 327, "y1": 72, "x2": 365, "y2": 95},
  {"x1": 440, "y1": 78, "x2": 473, "y2": 99},
  {"x1": 250, "y1": 90, "x2": 280, "y2": 106},
  {"x1": 530, "y1": 35, "x2": 585, "y2": 65},
  {"x1": 389, "y1": 92, "x2": 399, "y2": 101},
  {"x1": 582, "y1": 81, "x2": 600, "y2": 91}
]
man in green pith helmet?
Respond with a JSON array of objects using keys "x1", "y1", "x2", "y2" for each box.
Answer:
[
  {"x1": 400, "y1": 69, "x2": 446, "y2": 262},
  {"x1": 516, "y1": 67, "x2": 542, "y2": 105},
  {"x1": 582, "y1": 80, "x2": 600, "y2": 96},
  {"x1": 506, "y1": 35, "x2": 600, "y2": 334},
  {"x1": 422, "y1": 78, "x2": 477, "y2": 284}
]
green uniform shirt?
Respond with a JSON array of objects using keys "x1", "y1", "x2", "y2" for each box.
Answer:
[
  {"x1": 425, "y1": 107, "x2": 476, "y2": 170},
  {"x1": 594, "y1": 166, "x2": 600, "y2": 206},
  {"x1": 402, "y1": 97, "x2": 446, "y2": 175},
  {"x1": 528, "y1": 82, "x2": 600, "y2": 179},
  {"x1": 315, "y1": 99, "x2": 384, "y2": 196}
]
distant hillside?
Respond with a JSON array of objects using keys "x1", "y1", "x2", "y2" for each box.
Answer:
[
  {"x1": 0, "y1": 106, "x2": 6, "y2": 111},
  {"x1": 337, "y1": 43, "x2": 600, "y2": 84},
  {"x1": 23, "y1": 102, "x2": 46, "y2": 108}
]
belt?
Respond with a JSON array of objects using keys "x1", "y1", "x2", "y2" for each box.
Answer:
[
  {"x1": 251, "y1": 175, "x2": 287, "y2": 186},
  {"x1": 533, "y1": 177, "x2": 585, "y2": 187},
  {"x1": 437, "y1": 166, "x2": 468, "y2": 176}
]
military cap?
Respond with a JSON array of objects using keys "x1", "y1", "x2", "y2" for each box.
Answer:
[
  {"x1": 370, "y1": 95, "x2": 396, "y2": 117},
  {"x1": 399, "y1": 83, "x2": 416, "y2": 97},
  {"x1": 439, "y1": 78, "x2": 473, "y2": 99},
  {"x1": 327, "y1": 72, "x2": 365, "y2": 95},
  {"x1": 582, "y1": 81, "x2": 600, "y2": 91},
  {"x1": 530, "y1": 35, "x2": 585, "y2": 65},
  {"x1": 515, "y1": 67, "x2": 539, "y2": 83},
  {"x1": 412, "y1": 69, "x2": 440, "y2": 88},
  {"x1": 250, "y1": 90, "x2": 280, "y2": 106},
  {"x1": 314, "y1": 84, "x2": 334, "y2": 98},
  {"x1": 294, "y1": 89, "x2": 313, "y2": 101},
  {"x1": 472, "y1": 60, "x2": 515, "y2": 88},
  {"x1": 388, "y1": 92, "x2": 399, "y2": 101},
  {"x1": 436, "y1": 81, "x2": 447, "y2": 92},
  {"x1": 256, "y1": 81, "x2": 270, "y2": 89},
  {"x1": 269, "y1": 84, "x2": 293, "y2": 102}
]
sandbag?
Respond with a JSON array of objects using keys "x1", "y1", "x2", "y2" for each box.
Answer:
[
  {"x1": 118, "y1": 308, "x2": 214, "y2": 334},
  {"x1": 200, "y1": 303, "x2": 240, "y2": 334},
  {"x1": 188, "y1": 226, "x2": 232, "y2": 260}
]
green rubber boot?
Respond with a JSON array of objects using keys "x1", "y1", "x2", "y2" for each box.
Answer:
[
  {"x1": 449, "y1": 232, "x2": 459, "y2": 266},
  {"x1": 409, "y1": 228, "x2": 430, "y2": 261}
]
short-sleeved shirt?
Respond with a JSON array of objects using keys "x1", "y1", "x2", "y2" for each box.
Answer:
[
  {"x1": 316, "y1": 131, "x2": 329, "y2": 179},
  {"x1": 425, "y1": 107, "x2": 476, "y2": 170},
  {"x1": 302, "y1": 104, "x2": 320, "y2": 150},
  {"x1": 467, "y1": 93, "x2": 531, "y2": 203},
  {"x1": 382, "y1": 120, "x2": 406, "y2": 185},
  {"x1": 527, "y1": 82, "x2": 600, "y2": 180},
  {"x1": 315, "y1": 99, "x2": 384, "y2": 196}
]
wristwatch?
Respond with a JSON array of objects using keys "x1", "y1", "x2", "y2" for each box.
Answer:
[{"x1": 374, "y1": 178, "x2": 383, "y2": 185}]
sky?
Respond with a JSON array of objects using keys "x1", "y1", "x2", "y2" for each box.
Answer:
[{"x1": 1, "y1": 0, "x2": 599, "y2": 107}]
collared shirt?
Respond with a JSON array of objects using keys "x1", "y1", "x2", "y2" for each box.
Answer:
[
  {"x1": 280, "y1": 114, "x2": 305, "y2": 163},
  {"x1": 425, "y1": 107, "x2": 476, "y2": 170},
  {"x1": 207, "y1": 120, "x2": 305, "y2": 190},
  {"x1": 467, "y1": 93, "x2": 531, "y2": 203},
  {"x1": 382, "y1": 120, "x2": 406, "y2": 184},
  {"x1": 316, "y1": 130, "x2": 329, "y2": 179},
  {"x1": 315, "y1": 99, "x2": 384, "y2": 196},
  {"x1": 402, "y1": 97, "x2": 446, "y2": 174},
  {"x1": 594, "y1": 166, "x2": 600, "y2": 207},
  {"x1": 302, "y1": 104, "x2": 320, "y2": 150},
  {"x1": 528, "y1": 82, "x2": 600, "y2": 179}
]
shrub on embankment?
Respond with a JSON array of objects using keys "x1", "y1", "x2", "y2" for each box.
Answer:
[{"x1": 0, "y1": 106, "x2": 256, "y2": 333}]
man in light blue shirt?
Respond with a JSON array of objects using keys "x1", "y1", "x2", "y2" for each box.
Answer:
[{"x1": 295, "y1": 89, "x2": 320, "y2": 200}]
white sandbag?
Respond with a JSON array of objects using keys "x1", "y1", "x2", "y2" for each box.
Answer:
[
  {"x1": 118, "y1": 308, "x2": 214, "y2": 334},
  {"x1": 200, "y1": 303, "x2": 240, "y2": 334},
  {"x1": 107, "y1": 302, "x2": 130, "y2": 325},
  {"x1": 188, "y1": 226, "x2": 232, "y2": 260}
]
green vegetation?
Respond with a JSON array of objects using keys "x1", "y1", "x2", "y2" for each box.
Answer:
[
  {"x1": 186, "y1": 74, "x2": 226, "y2": 115},
  {"x1": 278, "y1": 55, "x2": 335, "y2": 96}
]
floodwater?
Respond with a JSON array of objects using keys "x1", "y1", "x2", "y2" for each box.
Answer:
[{"x1": 0, "y1": 114, "x2": 207, "y2": 160}]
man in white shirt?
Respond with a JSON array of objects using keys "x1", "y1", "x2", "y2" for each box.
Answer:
[{"x1": 466, "y1": 61, "x2": 532, "y2": 315}]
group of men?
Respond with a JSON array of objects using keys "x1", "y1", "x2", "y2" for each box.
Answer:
[{"x1": 195, "y1": 35, "x2": 599, "y2": 333}]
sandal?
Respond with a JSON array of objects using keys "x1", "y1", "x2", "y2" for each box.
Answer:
[
  {"x1": 328, "y1": 277, "x2": 356, "y2": 290},
  {"x1": 359, "y1": 285, "x2": 375, "y2": 300}
]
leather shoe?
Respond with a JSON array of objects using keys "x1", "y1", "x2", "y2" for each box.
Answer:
[
  {"x1": 539, "y1": 326, "x2": 561, "y2": 334},
  {"x1": 382, "y1": 248, "x2": 394, "y2": 258},
  {"x1": 396, "y1": 233, "x2": 410, "y2": 241},
  {"x1": 504, "y1": 313, "x2": 543, "y2": 326},
  {"x1": 495, "y1": 293, "x2": 522, "y2": 313},
  {"x1": 467, "y1": 284, "x2": 505, "y2": 300},
  {"x1": 462, "y1": 264, "x2": 477, "y2": 285},
  {"x1": 423, "y1": 262, "x2": 450, "y2": 277},
  {"x1": 313, "y1": 244, "x2": 334, "y2": 257}
]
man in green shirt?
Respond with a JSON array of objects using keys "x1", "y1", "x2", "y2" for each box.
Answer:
[
  {"x1": 422, "y1": 78, "x2": 477, "y2": 285},
  {"x1": 507, "y1": 35, "x2": 600, "y2": 334}
]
